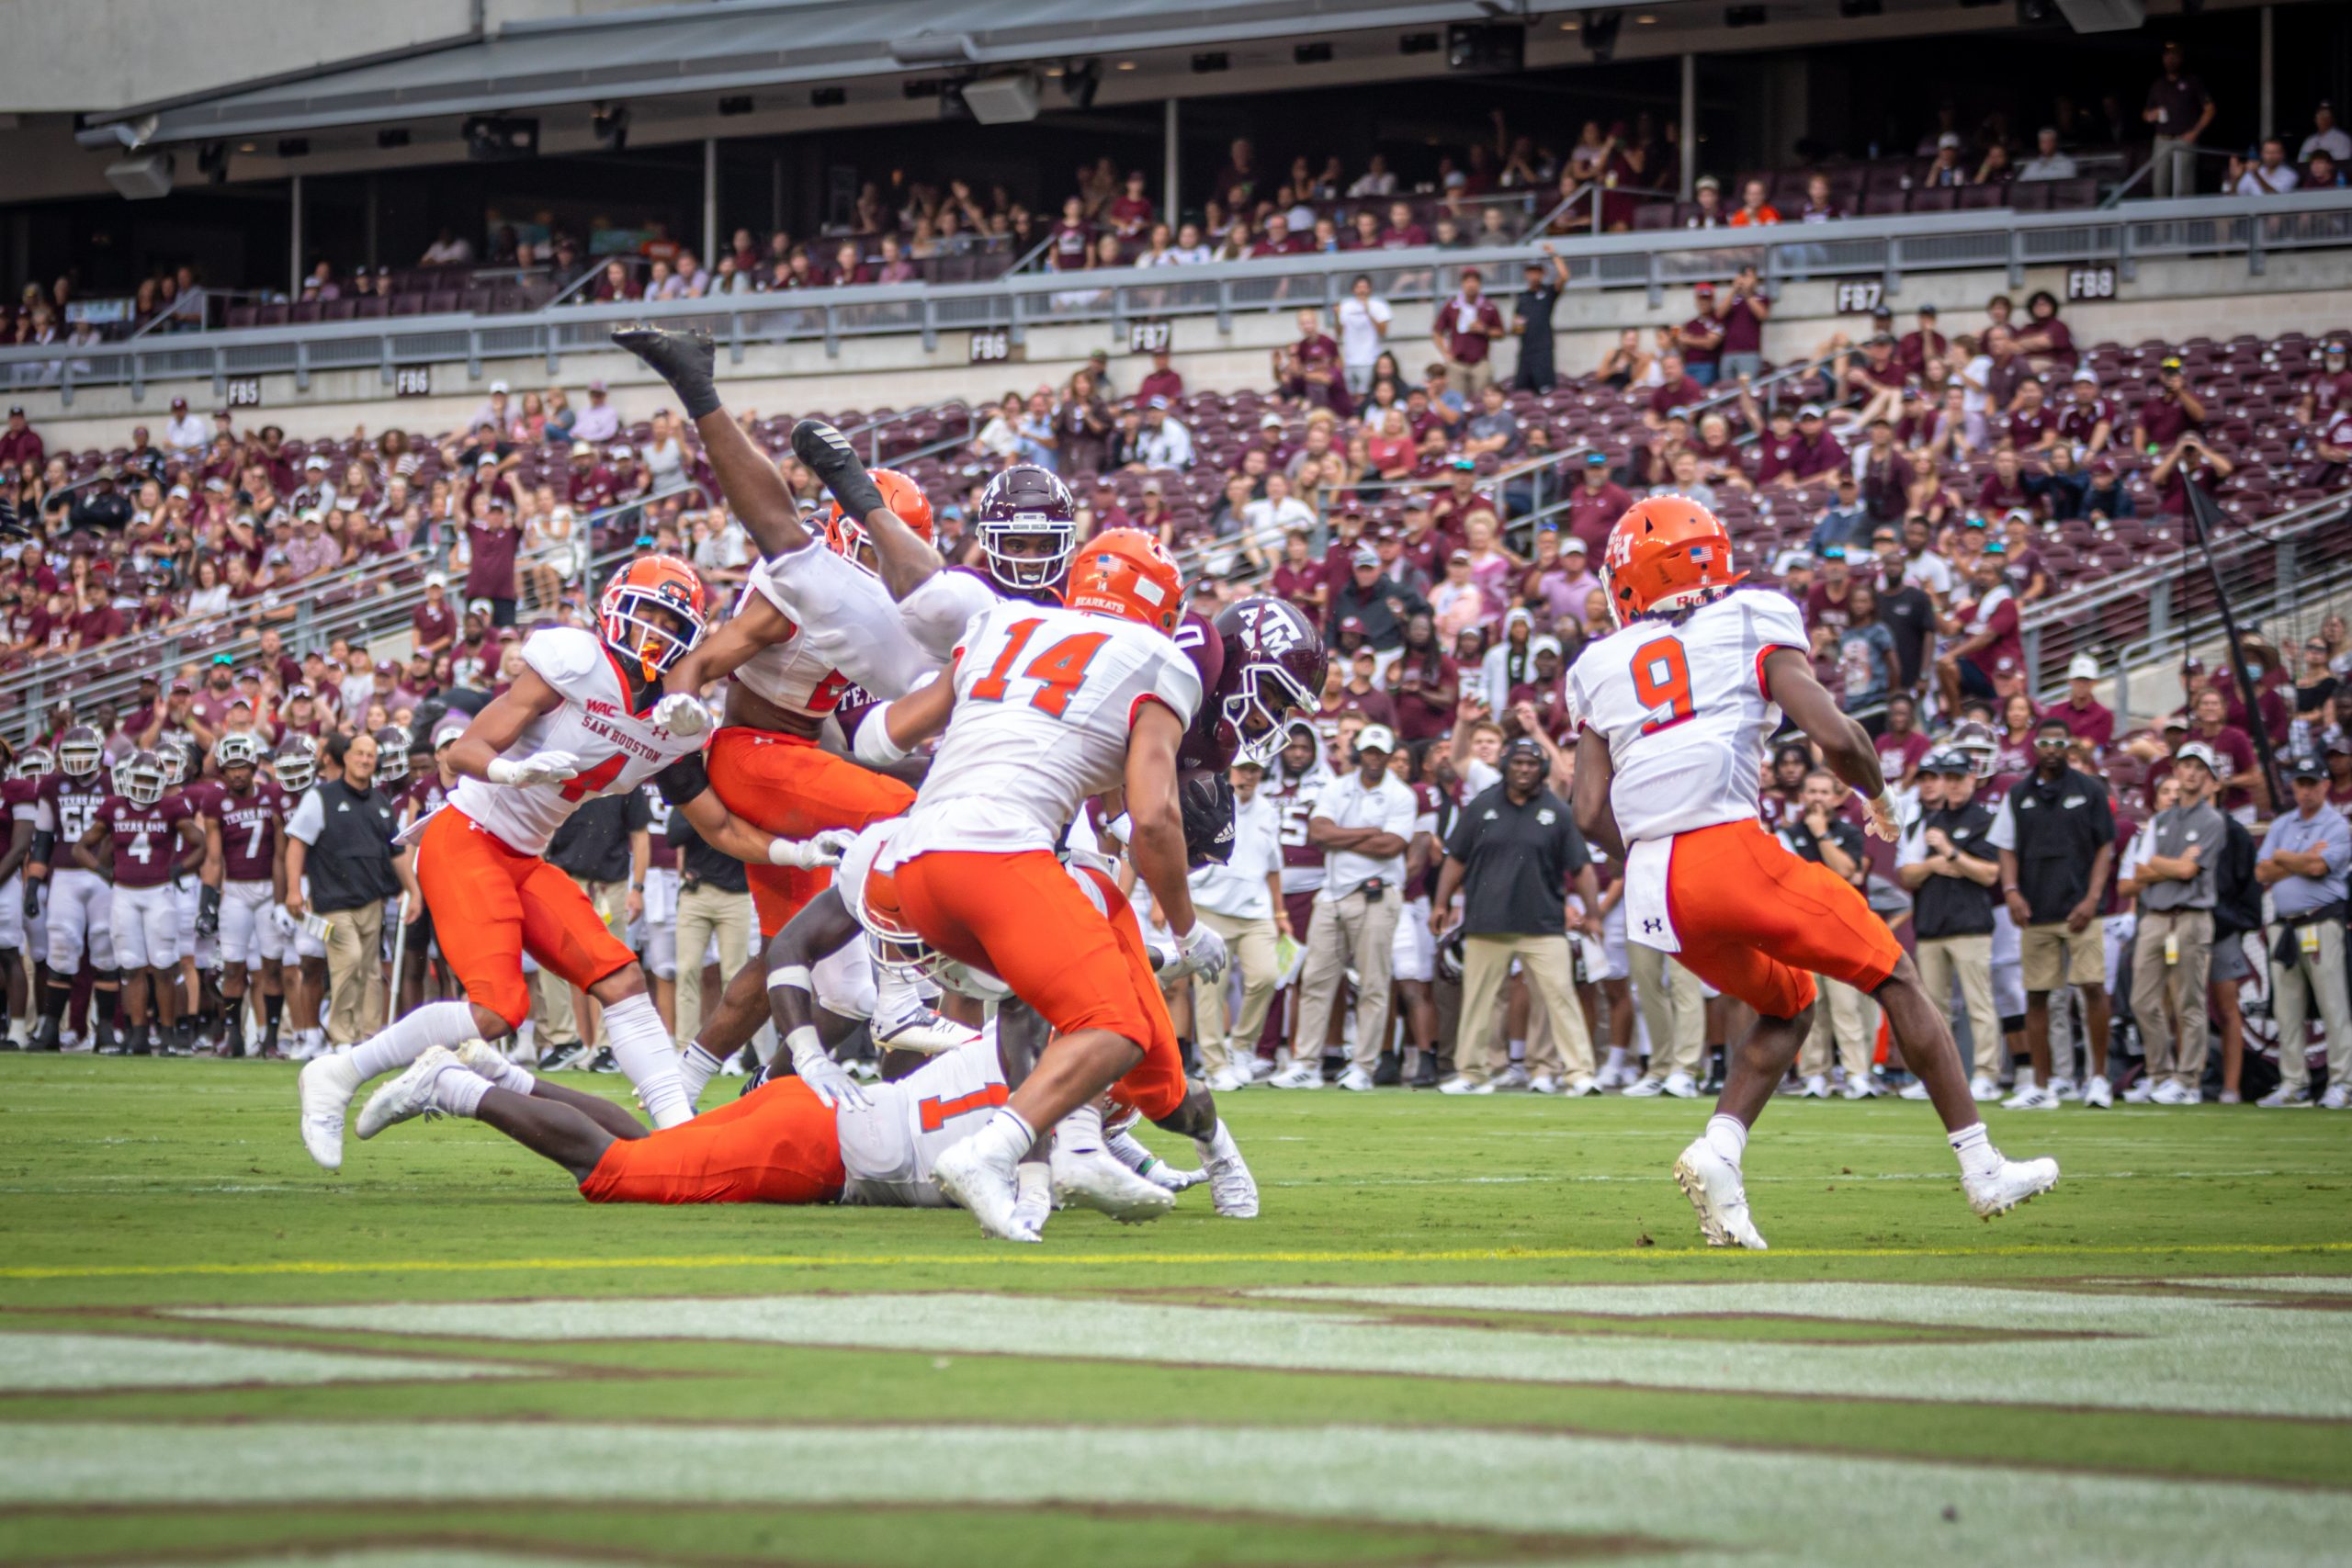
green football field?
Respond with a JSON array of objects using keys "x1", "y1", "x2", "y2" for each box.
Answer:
[{"x1": 2, "y1": 1056, "x2": 2348, "y2": 1568}]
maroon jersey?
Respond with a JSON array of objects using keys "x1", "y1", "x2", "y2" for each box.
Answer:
[
  {"x1": 95, "y1": 794, "x2": 196, "y2": 888},
  {"x1": 1265, "y1": 757, "x2": 1333, "y2": 884},
  {"x1": 205, "y1": 780, "x2": 286, "y2": 884},
  {"x1": 35, "y1": 773, "x2": 112, "y2": 853},
  {"x1": 1173, "y1": 611, "x2": 1233, "y2": 773},
  {"x1": 640, "y1": 780, "x2": 678, "y2": 871},
  {"x1": 4, "y1": 774, "x2": 38, "y2": 829},
  {"x1": 402, "y1": 771, "x2": 449, "y2": 826}
]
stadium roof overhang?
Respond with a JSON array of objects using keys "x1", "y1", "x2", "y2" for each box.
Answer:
[{"x1": 89, "y1": 0, "x2": 1626, "y2": 147}]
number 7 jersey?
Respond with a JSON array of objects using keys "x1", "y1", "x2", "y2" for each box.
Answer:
[
  {"x1": 892, "y1": 601, "x2": 1203, "y2": 860},
  {"x1": 446, "y1": 626, "x2": 705, "y2": 857},
  {"x1": 1564, "y1": 589, "x2": 1809, "y2": 845}
]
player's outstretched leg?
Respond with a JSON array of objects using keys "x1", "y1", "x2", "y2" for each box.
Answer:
[
  {"x1": 789, "y1": 419, "x2": 888, "y2": 522},
  {"x1": 358, "y1": 1045, "x2": 630, "y2": 1183},
  {"x1": 1048, "y1": 1100, "x2": 1175, "y2": 1224},
  {"x1": 1674, "y1": 1003, "x2": 1813, "y2": 1251},
  {"x1": 1146, "y1": 1083, "x2": 1258, "y2": 1219},
  {"x1": 1873, "y1": 953, "x2": 2060, "y2": 1219},
  {"x1": 297, "y1": 998, "x2": 485, "y2": 1170},
  {"x1": 610, "y1": 325, "x2": 719, "y2": 419}
]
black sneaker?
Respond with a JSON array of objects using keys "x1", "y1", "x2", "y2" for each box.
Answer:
[
  {"x1": 29, "y1": 1016, "x2": 60, "y2": 1054},
  {"x1": 537, "y1": 1043, "x2": 583, "y2": 1071},
  {"x1": 1410, "y1": 1054, "x2": 1442, "y2": 1089},
  {"x1": 585, "y1": 1047, "x2": 619, "y2": 1074},
  {"x1": 1372, "y1": 1052, "x2": 1403, "y2": 1087}
]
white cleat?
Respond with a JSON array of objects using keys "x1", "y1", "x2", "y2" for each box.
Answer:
[
  {"x1": 1268, "y1": 1062, "x2": 1324, "y2": 1089},
  {"x1": 2149, "y1": 1079, "x2": 2199, "y2": 1106},
  {"x1": 1964, "y1": 1155, "x2": 2061, "y2": 1220},
  {"x1": 875, "y1": 1003, "x2": 983, "y2": 1056},
  {"x1": 1436, "y1": 1074, "x2": 1493, "y2": 1096},
  {"x1": 1564, "y1": 1075, "x2": 1602, "y2": 1097},
  {"x1": 296, "y1": 1051, "x2": 364, "y2": 1170},
  {"x1": 1495, "y1": 1064, "x2": 1531, "y2": 1090},
  {"x1": 1898, "y1": 1078, "x2": 1931, "y2": 1100},
  {"x1": 453, "y1": 1039, "x2": 513, "y2": 1080},
  {"x1": 932, "y1": 1138, "x2": 1038, "y2": 1242},
  {"x1": 2082, "y1": 1075, "x2": 2115, "y2": 1109},
  {"x1": 1799, "y1": 1074, "x2": 1830, "y2": 1100},
  {"x1": 1621, "y1": 1075, "x2": 1668, "y2": 1099},
  {"x1": 1049, "y1": 1144, "x2": 1175, "y2": 1224},
  {"x1": 2045, "y1": 1077, "x2": 2078, "y2": 1102},
  {"x1": 2004, "y1": 1086, "x2": 2061, "y2": 1111},
  {"x1": 1969, "y1": 1075, "x2": 2002, "y2": 1102},
  {"x1": 356, "y1": 1046, "x2": 461, "y2": 1139},
  {"x1": 1202, "y1": 1142, "x2": 1259, "y2": 1218},
  {"x1": 2121, "y1": 1077, "x2": 2158, "y2": 1104},
  {"x1": 2255, "y1": 1085, "x2": 2313, "y2": 1108},
  {"x1": 1661, "y1": 1071, "x2": 1700, "y2": 1099},
  {"x1": 1673, "y1": 1138, "x2": 1767, "y2": 1250},
  {"x1": 1336, "y1": 1066, "x2": 1376, "y2": 1092},
  {"x1": 1844, "y1": 1074, "x2": 1884, "y2": 1100},
  {"x1": 1526, "y1": 1072, "x2": 1563, "y2": 1096},
  {"x1": 2318, "y1": 1083, "x2": 2351, "y2": 1111},
  {"x1": 1204, "y1": 1065, "x2": 1251, "y2": 1092}
]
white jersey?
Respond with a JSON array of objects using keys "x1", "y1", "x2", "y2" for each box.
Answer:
[
  {"x1": 1565, "y1": 589, "x2": 1809, "y2": 846},
  {"x1": 733, "y1": 542, "x2": 935, "y2": 716},
  {"x1": 899, "y1": 567, "x2": 1005, "y2": 662},
  {"x1": 832, "y1": 1037, "x2": 1009, "y2": 1208},
  {"x1": 890, "y1": 601, "x2": 1201, "y2": 861},
  {"x1": 445, "y1": 627, "x2": 701, "y2": 856}
]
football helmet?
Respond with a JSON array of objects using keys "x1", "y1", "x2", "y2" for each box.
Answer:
[
  {"x1": 273, "y1": 736, "x2": 320, "y2": 794},
  {"x1": 824, "y1": 467, "x2": 933, "y2": 577},
  {"x1": 598, "y1": 554, "x2": 708, "y2": 682},
  {"x1": 56, "y1": 725, "x2": 105, "y2": 779},
  {"x1": 975, "y1": 464, "x2": 1078, "y2": 592},
  {"x1": 157, "y1": 741, "x2": 193, "y2": 789},
  {"x1": 214, "y1": 732, "x2": 265, "y2": 772},
  {"x1": 1946, "y1": 719, "x2": 2001, "y2": 780},
  {"x1": 1602, "y1": 496, "x2": 1745, "y2": 626},
  {"x1": 834, "y1": 825, "x2": 1006, "y2": 1001},
  {"x1": 372, "y1": 726, "x2": 413, "y2": 785},
  {"x1": 11, "y1": 746, "x2": 52, "y2": 782},
  {"x1": 119, "y1": 750, "x2": 168, "y2": 807},
  {"x1": 1066, "y1": 528, "x2": 1184, "y2": 635},
  {"x1": 1212, "y1": 597, "x2": 1327, "y2": 767}
]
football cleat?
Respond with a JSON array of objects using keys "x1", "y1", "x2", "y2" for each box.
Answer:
[
  {"x1": 2082, "y1": 1075, "x2": 2115, "y2": 1109},
  {"x1": 1200, "y1": 1137, "x2": 1259, "y2": 1219},
  {"x1": 296, "y1": 1052, "x2": 364, "y2": 1170},
  {"x1": 1050, "y1": 1144, "x2": 1175, "y2": 1224},
  {"x1": 357, "y1": 1047, "x2": 462, "y2": 1139},
  {"x1": 1661, "y1": 1071, "x2": 1701, "y2": 1099},
  {"x1": 1799, "y1": 1074, "x2": 1830, "y2": 1100},
  {"x1": 1964, "y1": 1155, "x2": 2061, "y2": 1219},
  {"x1": 874, "y1": 1002, "x2": 983, "y2": 1057},
  {"x1": 2255, "y1": 1085, "x2": 2312, "y2": 1108},
  {"x1": 1336, "y1": 1066, "x2": 1376, "y2": 1092},
  {"x1": 1621, "y1": 1074, "x2": 1668, "y2": 1099},
  {"x1": 1268, "y1": 1062, "x2": 1324, "y2": 1089},
  {"x1": 1436, "y1": 1074, "x2": 1494, "y2": 1096},
  {"x1": 2004, "y1": 1086, "x2": 2061, "y2": 1111},
  {"x1": 1969, "y1": 1075, "x2": 2002, "y2": 1102},
  {"x1": 1673, "y1": 1138, "x2": 1768, "y2": 1250},
  {"x1": 932, "y1": 1137, "x2": 1038, "y2": 1243},
  {"x1": 1564, "y1": 1075, "x2": 1603, "y2": 1097}
]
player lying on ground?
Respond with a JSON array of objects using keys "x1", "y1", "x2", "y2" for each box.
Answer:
[
  {"x1": 294, "y1": 556, "x2": 848, "y2": 1171},
  {"x1": 1566, "y1": 497, "x2": 2058, "y2": 1250}
]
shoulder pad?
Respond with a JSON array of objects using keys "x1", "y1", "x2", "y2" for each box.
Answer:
[{"x1": 521, "y1": 626, "x2": 606, "y2": 692}]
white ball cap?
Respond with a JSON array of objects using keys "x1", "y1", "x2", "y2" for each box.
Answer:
[
  {"x1": 2066, "y1": 652, "x2": 2100, "y2": 681},
  {"x1": 1354, "y1": 724, "x2": 1398, "y2": 756}
]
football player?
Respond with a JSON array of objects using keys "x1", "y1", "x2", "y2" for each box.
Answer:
[
  {"x1": 0, "y1": 741, "x2": 40, "y2": 1044},
  {"x1": 294, "y1": 556, "x2": 847, "y2": 1171},
  {"x1": 196, "y1": 733, "x2": 288, "y2": 1057},
  {"x1": 29, "y1": 725, "x2": 120, "y2": 1053},
  {"x1": 1566, "y1": 498, "x2": 2058, "y2": 1249},
  {"x1": 75, "y1": 750, "x2": 204, "y2": 1057}
]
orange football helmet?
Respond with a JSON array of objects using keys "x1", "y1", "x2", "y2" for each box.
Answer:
[
  {"x1": 1601, "y1": 496, "x2": 1746, "y2": 626},
  {"x1": 825, "y1": 467, "x2": 933, "y2": 576},
  {"x1": 1066, "y1": 528, "x2": 1184, "y2": 634},
  {"x1": 598, "y1": 554, "x2": 709, "y2": 682}
]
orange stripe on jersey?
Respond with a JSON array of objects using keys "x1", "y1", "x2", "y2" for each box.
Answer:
[{"x1": 918, "y1": 1082, "x2": 1010, "y2": 1133}]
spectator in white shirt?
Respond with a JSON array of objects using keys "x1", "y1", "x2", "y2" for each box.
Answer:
[
  {"x1": 1156, "y1": 222, "x2": 1213, "y2": 265},
  {"x1": 2300, "y1": 101, "x2": 2352, "y2": 164},
  {"x1": 161, "y1": 397, "x2": 209, "y2": 456},
  {"x1": 2018, "y1": 128, "x2": 2079, "y2": 181},
  {"x1": 1186, "y1": 760, "x2": 1291, "y2": 1091},
  {"x1": 1332, "y1": 275, "x2": 1394, "y2": 397},
  {"x1": 420, "y1": 229, "x2": 475, "y2": 265},
  {"x1": 571, "y1": 382, "x2": 620, "y2": 443},
  {"x1": 2233, "y1": 138, "x2": 2301, "y2": 195},
  {"x1": 1135, "y1": 400, "x2": 1194, "y2": 469},
  {"x1": 1347, "y1": 155, "x2": 1399, "y2": 198}
]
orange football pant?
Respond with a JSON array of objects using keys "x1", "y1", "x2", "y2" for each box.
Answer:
[
  {"x1": 1662, "y1": 818, "x2": 1904, "y2": 1020},
  {"x1": 415, "y1": 809, "x2": 636, "y2": 1031},
  {"x1": 707, "y1": 725, "x2": 916, "y2": 938},
  {"x1": 890, "y1": 848, "x2": 1187, "y2": 1120},
  {"x1": 579, "y1": 1076, "x2": 846, "y2": 1204}
]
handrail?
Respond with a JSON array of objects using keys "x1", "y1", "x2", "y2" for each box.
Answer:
[
  {"x1": 834, "y1": 397, "x2": 973, "y2": 466},
  {"x1": 2098, "y1": 142, "x2": 2242, "y2": 210},
  {"x1": 7, "y1": 190, "x2": 2345, "y2": 406}
]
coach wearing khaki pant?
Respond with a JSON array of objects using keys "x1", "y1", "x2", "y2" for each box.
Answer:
[
  {"x1": 2126, "y1": 743, "x2": 2224, "y2": 1103},
  {"x1": 1898, "y1": 750, "x2": 2003, "y2": 1089},
  {"x1": 1991, "y1": 719, "x2": 2116, "y2": 1108},
  {"x1": 2256, "y1": 755, "x2": 2352, "y2": 1108},
  {"x1": 1432, "y1": 736, "x2": 1600, "y2": 1095},
  {"x1": 1781, "y1": 770, "x2": 1882, "y2": 1097},
  {"x1": 1276, "y1": 725, "x2": 1418, "y2": 1091},
  {"x1": 1189, "y1": 760, "x2": 1288, "y2": 1091},
  {"x1": 670, "y1": 810, "x2": 754, "y2": 1050},
  {"x1": 283, "y1": 730, "x2": 409, "y2": 1047}
]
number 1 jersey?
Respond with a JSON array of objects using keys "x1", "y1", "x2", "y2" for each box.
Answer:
[
  {"x1": 892, "y1": 602, "x2": 1202, "y2": 860},
  {"x1": 1564, "y1": 589, "x2": 1808, "y2": 846}
]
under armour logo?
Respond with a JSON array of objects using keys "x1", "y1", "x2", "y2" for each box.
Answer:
[{"x1": 1642, "y1": 919, "x2": 1664, "y2": 934}]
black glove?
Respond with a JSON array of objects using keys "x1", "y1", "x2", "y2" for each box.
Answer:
[
  {"x1": 19, "y1": 877, "x2": 36, "y2": 919},
  {"x1": 197, "y1": 882, "x2": 221, "y2": 939},
  {"x1": 1180, "y1": 767, "x2": 1237, "y2": 869}
]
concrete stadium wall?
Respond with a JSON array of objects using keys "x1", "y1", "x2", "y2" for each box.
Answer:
[{"x1": 17, "y1": 252, "x2": 2352, "y2": 451}]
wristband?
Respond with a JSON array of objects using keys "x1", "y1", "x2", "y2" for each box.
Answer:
[
  {"x1": 852, "y1": 701, "x2": 910, "y2": 768},
  {"x1": 785, "y1": 1024, "x2": 824, "y2": 1062},
  {"x1": 766, "y1": 963, "x2": 812, "y2": 994}
]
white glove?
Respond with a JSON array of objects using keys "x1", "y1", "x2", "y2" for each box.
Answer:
[
  {"x1": 270, "y1": 904, "x2": 300, "y2": 939},
  {"x1": 768, "y1": 828, "x2": 856, "y2": 869},
  {"x1": 1176, "y1": 920, "x2": 1229, "y2": 983},
  {"x1": 652, "y1": 692, "x2": 710, "y2": 740},
  {"x1": 487, "y1": 749, "x2": 582, "y2": 788},
  {"x1": 786, "y1": 1025, "x2": 871, "y2": 1112}
]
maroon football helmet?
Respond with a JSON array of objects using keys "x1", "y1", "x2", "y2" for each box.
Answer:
[
  {"x1": 976, "y1": 464, "x2": 1077, "y2": 592},
  {"x1": 1213, "y1": 597, "x2": 1326, "y2": 767}
]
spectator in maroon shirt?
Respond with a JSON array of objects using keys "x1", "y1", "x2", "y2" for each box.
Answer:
[
  {"x1": 1084, "y1": 477, "x2": 1133, "y2": 536},
  {"x1": 1896, "y1": 304, "x2": 1946, "y2": 378},
  {"x1": 0, "y1": 406, "x2": 41, "y2": 471},
  {"x1": 70, "y1": 584, "x2": 123, "y2": 649},
  {"x1": 1379, "y1": 199, "x2": 1429, "y2": 248},
  {"x1": 1792, "y1": 406, "x2": 1847, "y2": 480},
  {"x1": 1276, "y1": 309, "x2": 1348, "y2": 413},
  {"x1": 1645, "y1": 352, "x2": 1706, "y2": 428},
  {"x1": 2000, "y1": 377, "x2": 2061, "y2": 454},
  {"x1": 1857, "y1": 420, "x2": 1916, "y2": 523},
  {"x1": 1714, "y1": 265, "x2": 1771, "y2": 379},
  {"x1": 464, "y1": 496, "x2": 523, "y2": 627},
  {"x1": 1134, "y1": 348, "x2": 1183, "y2": 409},
  {"x1": 1271, "y1": 529, "x2": 1327, "y2": 619},
  {"x1": 1561, "y1": 452, "x2": 1634, "y2": 555},
  {"x1": 2013, "y1": 291, "x2": 2076, "y2": 374},
  {"x1": 1428, "y1": 460, "x2": 1495, "y2": 537},
  {"x1": 1676, "y1": 285, "x2": 1725, "y2": 386},
  {"x1": 413, "y1": 571, "x2": 459, "y2": 656},
  {"x1": 2132, "y1": 357, "x2": 2207, "y2": 451},
  {"x1": 2152, "y1": 430, "x2": 2232, "y2": 515},
  {"x1": 2185, "y1": 685, "x2": 2261, "y2": 812},
  {"x1": 1106, "y1": 172, "x2": 1154, "y2": 239},
  {"x1": 829, "y1": 241, "x2": 873, "y2": 287},
  {"x1": 2051, "y1": 652, "x2": 2116, "y2": 751},
  {"x1": 1431, "y1": 270, "x2": 1506, "y2": 397},
  {"x1": 566, "y1": 442, "x2": 618, "y2": 510},
  {"x1": 1976, "y1": 447, "x2": 2036, "y2": 515}
]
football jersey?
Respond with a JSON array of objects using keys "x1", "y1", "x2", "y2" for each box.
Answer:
[
  {"x1": 640, "y1": 781, "x2": 677, "y2": 870},
  {"x1": 833, "y1": 1036, "x2": 1011, "y2": 1208},
  {"x1": 733, "y1": 542, "x2": 935, "y2": 717},
  {"x1": 34, "y1": 772, "x2": 113, "y2": 855},
  {"x1": 205, "y1": 780, "x2": 287, "y2": 883},
  {"x1": 899, "y1": 564, "x2": 1061, "y2": 662},
  {"x1": 1565, "y1": 589, "x2": 1809, "y2": 845},
  {"x1": 1171, "y1": 611, "x2": 1233, "y2": 773},
  {"x1": 1267, "y1": 756, "x2": 1335, "y2": 894},
  {"x1": 4, "y1": 775, "x2": 39, "y2": 829},
  {"x1": 94, "y1": 794, "x2": 196, "y2": 888},
  {"x1": 446, "y1": 627, "x2": 703, "y2": 857},
  {"x1": 891, "y1": 602, "x2": 1202, "y2": 861}
]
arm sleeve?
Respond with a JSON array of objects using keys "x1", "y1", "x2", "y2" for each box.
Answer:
[
  {"x1": 2324, "y1": 816, "x2": 2352, "y2": 875},
  {"x1": 285, "y1": 790, "x2": 325, "y2": 847},
  {"x1": 1985, "y1": 794, "x2": 2018, "y2": 852},
  {"x1": 653, "y1": 752, "x2": 711, "y2": 808}
]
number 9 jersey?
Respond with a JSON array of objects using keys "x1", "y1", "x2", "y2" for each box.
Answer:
[
  {"x1": 1564, "y1": 589, "x2": 1809, "y2": 846},
  {"x1": 445, "y1": 626, "x2": 707, "y2": 856}
]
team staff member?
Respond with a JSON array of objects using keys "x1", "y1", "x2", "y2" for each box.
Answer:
[
  {"x1": 1276, "y1": 724, "x2": 1417, "y2": 1091},
  {"x1": 535, "y1": 791, "x2": 651, "y2": 1064},
  {"x1": 285, "y1": 730, "x2": 413, "y2": 1049},
  {"x1": 1896, "y1": 749, "x2": 2003, "y2": 1100},
  {"x1": 1188, "y1": 757, "x2": 1289, "y2": 1093},
  {"x1": 2122, "y1": 742, "x2": 2224, "y2": 1104},
  {"x1": 1431, "y1": 736, "x2": 1601, "y2": 1096},
  {"x1": 670, "y1": 807, "x2": 754, "y2": 1071},
  {"x1": 1990, "y1": 717, "x2": 2116, "y2": 1108},
  {"x1": 2256, "y1": 754, "x2": 2352, "y2": 1108},
  {"x1": 1781, "y1": 770, "x2": 1882, "y2": 1100}
]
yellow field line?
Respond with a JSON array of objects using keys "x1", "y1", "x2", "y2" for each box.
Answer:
[{"x1": 5, "y1": 1239, "x2": 2350, "y2": 1282}]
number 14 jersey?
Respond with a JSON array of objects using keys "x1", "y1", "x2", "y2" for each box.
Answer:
[
  {"x1": 1564, "y1": 589, "x2": 1808, "y2": 846},
  {"x1": 447, "y1": 627, "x2": 705, "y2": 857},
  {"x1": 892, "y1": 602, "x2": 1202, "y2": 860}
]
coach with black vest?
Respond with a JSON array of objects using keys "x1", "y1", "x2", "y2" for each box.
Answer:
[{"x1": 285, "y1": 730, "x2": 411, "y2": 1048}]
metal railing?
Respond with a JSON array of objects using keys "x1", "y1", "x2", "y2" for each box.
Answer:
[{"x1": 13, "y1": 191, "x2": 2346, "y2": 406}]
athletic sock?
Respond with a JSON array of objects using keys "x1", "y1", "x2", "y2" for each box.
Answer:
[
  {"x1": 1508, "y1": 1038, "x2": 1526, "y2": 1064},
  {"x1": 872, "y1": 963, "x2": 924, "y2": 1029},
  {"x1": 431, "y1": 1062, "x2": 491, "y2": 1119},
  {"x1": 1948, "y1": 1122, "x2": 2003, "y2": 1179},
  {"x1": 469, "y1": 1051, "x2": 536, "y2": 1095},
  {"x1": 1057, "y1": 1101, "x2": 1106, "y2": 1157},
  {"x1": 346, "y1": 1000, "x2": 480, "y2": 1081},
  {"x1": 678, "y1": 1043, "x2": 727, "y2": 1107},
  {"x1": 603, "y1": 993, "x2": 693, "y2": 1129},
  {"x1": 967, "y1": 1107, "x2": 1038, "y2": 1168},
  {"x1": 1193, "y1": 1117, "x2": 1239, "y2": 1168},
  {"x1": 261, "y1": 991, "x2": 285, "y2": 1045},
  {"x1": 1603, "y1": 1045, "x2": 1628, "y2": 1077},
  {"x1": 1703, "y1": 1113, "x2": 1749, "y2": 1167}
]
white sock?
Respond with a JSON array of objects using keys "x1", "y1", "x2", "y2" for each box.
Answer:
[
  {"x1": 872, "y1": 961, "x2": 924, "y2": 1027},
  {"x1": 433, "y1": 1063, "x2": 491, "y2": 1119},
  {"x1": 1194, "y1": 1118, "x2": 1238, "y2": 1167},
  {"x1": 603, "y1": 993, "x2": 694, "y2": 1130},
  {"x1": 2011, "y1": 1067, "x2": 2037, "y2": 1091},
  {"x1": 346, "y1": 1001, "x2": 480, "y2": 1081},
  {"x1": 969, "y1": 1107, "x2": 1037, "y2": 1168},
  {"x1": 1603, "y1": 1045, "x2": 1628, "y2": 1075},
  {"x1": 1057, "y1": 1101, "x2": 1105, "y2": 1156},
  {"x1": 1949, "y1": 1122, "x2": 2003, "y2": 1179},
  {"x1": 1508, "y1": 1038, "x2": 1526, "y2": 1063},
  {"x1": 1105, "y1": 1128, "x2": 1157, "y2": 1176},
  {"x1": 1703, "y1": 1113, "x2": 1748, "y2": 1166},
  {"x1": 472, "y1": 1051, "x2": 535, "y2": 1095},
  {"x1": 1011, "y1": 1160, "x2": 1052, "y2": 1227},
  {"x1": 678, "y1": 1043, "x2": 726, "y2": 1106}
]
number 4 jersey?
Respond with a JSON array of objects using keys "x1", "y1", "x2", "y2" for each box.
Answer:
[
  {"x1": 446, "y1": 626, "x2": 707, "y2": 856},
  {"x1": 892, "y1": 600, "x2": 1203, "y2": 861},
  {"x1": 1564, "y1": 589, "x2": 1809, "y2": 845}
]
